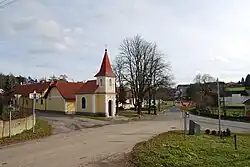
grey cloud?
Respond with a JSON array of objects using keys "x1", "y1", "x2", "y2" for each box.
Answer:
[
  {"x1": 2, "y1": 0, "x2": 250, "y2": 83},
  {"x1": 11, "y1": 17, "x2": 37, "y2": 31}
]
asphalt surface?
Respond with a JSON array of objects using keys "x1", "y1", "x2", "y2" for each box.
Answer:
[
  {"x1": 0, "y1": 120, "x2": 180, "y2": 167},
  {"x1": 162, "y1": 106, "x2": 250, "y2": 133},
  {"x1": 0, "y1": 107, "x2": 249, "y2": 167}
]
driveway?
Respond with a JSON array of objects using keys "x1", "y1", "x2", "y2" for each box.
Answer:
[
  {"x1": 36, "y1": 111, "x2": 110, "y2": 134},
  {"x1": 0, "y1": 120, "x2": 180, "y2": 167}
]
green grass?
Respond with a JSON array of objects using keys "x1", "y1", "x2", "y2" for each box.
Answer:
[
  {"x1": 118, "y1": 110, "x2": 139, "y2": 118},
  {"x1": 161, "y1": 101, "x2": 175, "y2": 108},
  {"x1": 210, "y1": 109, "x2": 246, "y2": 117},
  {"x1": 132, "y1": 131, "x2": 250, "y2": 167},
  {"x1": 0, "y1": 119, "x2": 52, "y2": 146},
  {"x1": 225, "y1": 87, "x2": 246, "y2": 92},
  {"x1": 79, "y1": 115, "x2": 108, "y2": 121}
]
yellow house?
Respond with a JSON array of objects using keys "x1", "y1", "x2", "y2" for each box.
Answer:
[
  {"x1": 12, "y1": 82, "x2": 51, "y2": 111},
  {"x1": 11, "y1": 49, "x2": 117, "y2": 117},
  {"x1": 75, "y1": 49, "x2": 117, "y2": 117},
  {"x1": 43, "y1": 81, "x2": 84, "y2": 114}
]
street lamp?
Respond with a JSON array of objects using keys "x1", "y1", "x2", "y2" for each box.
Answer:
[{"x1": 32, "y1": 90, "x2": 37, "y2": 133}]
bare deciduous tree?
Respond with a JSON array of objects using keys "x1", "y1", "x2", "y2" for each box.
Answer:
[
  {"x1": 114, "y1": 35, "x2": 172, "y2": 115},
  {"x1": 194, "y1": 73, "x2": 216, "y2": 84}
]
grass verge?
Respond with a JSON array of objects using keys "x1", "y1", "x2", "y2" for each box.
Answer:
[
  {"x1": 118, "y1": 110, "x2": 139, "y2": 118},
  {"x1": 79, "y1": 115, "x2": 108, "y2": 121},
  {"x1": 0, "y1": 119, "x2": 52, "y2": 146},
  {"x1": 132, "y1": 131, "x2": 250, "y2": 167}
]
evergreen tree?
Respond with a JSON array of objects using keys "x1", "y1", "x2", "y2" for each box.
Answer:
[
  {"x1": 245, "y1": 74, "x2": 250, "y2": 87},
  {"x1": 241, "y1": 77, "x2": 245, "y2": 84}
]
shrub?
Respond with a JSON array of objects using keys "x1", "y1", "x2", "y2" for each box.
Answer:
[
  {"x1": 211, "y1": 130, "x2": 217, "y2": 135},
  {"x1": 222, "y1": 131, "x2": 227, "y2": 136},
  {"x1": 226, "y1": 128, "x2": 231, "y2": 136},
  {"x1": 118, "y1": 106, "x2": 125, "y2": 110},
  {"x1": 1, "y1": 105, "x2": 32, "y2": 121},
  {"x1": 129, "y1": 107, "x2": 135, "y2": 110},
  {"x1": 205, "y1": 129, "x2": 210, "y2": 134},
  {"x1": 218, "y1": 131, "x2": 221, "y2": 135}
]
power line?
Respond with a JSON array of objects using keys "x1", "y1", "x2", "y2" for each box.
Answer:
[{"x1": 0, "y1": 0, "x2": 18, "y2": 9}]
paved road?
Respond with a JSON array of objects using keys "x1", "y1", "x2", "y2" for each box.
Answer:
[
  {"x1": 0, "y1": 108, "x2": 249, "y2": 167},
  {"x1": 161, "y1": 106, "x2": 250, "y2": 133},
  {"x1": 0, "y1": 120, "x2": 180, "y2": 167}
]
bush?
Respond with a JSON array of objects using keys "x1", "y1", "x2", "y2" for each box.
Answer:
[
  {"x1": 1, "y1": 105, "x2": 32, "y2": 121},
  {"x1": 218, "y1": 131, "x2": 221, "y2": 135},
  {"x1": 129, "y1": 107, "x2": 135, "y2": 110},
  {"x1": 226, "y1": 128, "x2": 231, "y2": 136},
  {"x1": 142, "y1": 107, "x2": 155, "y2": 111},
  {"x1": 222, "y1": 131, "x2": 227, "y2": 136},
  {"x1": 211, "y1": 130, "x2": 217, "y2": 135},
  {"x1": 205, "y1": 129, "x2": 210, "y2": 134},
  {"x1": 118, "y1": 106, "x2": 125, "y2": 110}
]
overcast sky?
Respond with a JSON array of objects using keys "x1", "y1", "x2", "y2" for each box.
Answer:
[{"x1": 0, "y1": 0, "x2": 250, "y2": 85}]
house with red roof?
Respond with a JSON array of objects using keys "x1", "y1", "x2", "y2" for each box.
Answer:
[
  {"x1": 12, "y1": 82, "x2": 51, "y2": 110},
  {"x1": 12, "y1": 49, "x2": 117, "y2": 117},
  {"x1": 43, "y1": 81, "x2": 84, "y2": 114}
]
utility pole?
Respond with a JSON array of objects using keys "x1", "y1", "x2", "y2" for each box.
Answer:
[{"x1": 217, "y1": 78, "x2": 221, "y2": 135}]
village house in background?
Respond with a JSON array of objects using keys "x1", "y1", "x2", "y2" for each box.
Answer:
[
  {"x1": 117, "y1": 87, "x2": 176, "y2": 109},
  {"x1": 8, "y1": 49, "x2": 117, "y2": 117},
  {"x1": 177, "y1": 79, "x2": 250, "y2": 117}
]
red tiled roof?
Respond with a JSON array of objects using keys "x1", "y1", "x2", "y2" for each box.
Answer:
[
  {"x1": 13, "y1": 82, "x2": 51, "y2": 97},
  {"x1": 75, "y1": 80, "x2": 98, "y2": 94},
  {"x1": 45, "y1": 81, "x2": 84, "y2": 100},
  {"x1": 94, "y1": 49, "x2": 115, "y2": 77}
]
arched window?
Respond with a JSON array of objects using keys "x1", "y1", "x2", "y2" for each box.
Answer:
[
  {"x1": 82, "y1": 97, "x2": 86, "y2": 109},
  {"x1": 109, "y1": 79, "x2": 112, "y2": 86},
  {"x1": 100, "y1": 79, "x2": 103, "y2": 86}
]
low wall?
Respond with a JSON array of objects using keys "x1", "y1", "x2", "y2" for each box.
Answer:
[{"x1": 0, "y1": 115, "x2": 35, "y2": 138}]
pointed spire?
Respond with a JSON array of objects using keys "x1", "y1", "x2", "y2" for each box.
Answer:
[{"x1": 94, "y1": 49, "x2": 115, "y2": 77}]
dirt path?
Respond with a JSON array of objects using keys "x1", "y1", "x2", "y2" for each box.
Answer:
[
  {"x1": 36, "y1": 112, "x2": 110, "y2": 134},
  {"x1": 0, "y1": 120, "x2": 181, "y2": 167}
]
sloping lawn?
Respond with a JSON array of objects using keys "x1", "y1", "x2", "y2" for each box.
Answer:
[
  {"x1": 0, "y1": 119, "x2": 52, "y2": 146},
  {"x1": 132, "y1": 131, "x2": 250, "y2": 167}
]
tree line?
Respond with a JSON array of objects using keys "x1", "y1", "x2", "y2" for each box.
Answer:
[
  {"x1": 113, "y1": 35, "x2": 174, "y2": 115},
  {"x1": 0, "y1": 73, "x2": 68, "y2": 92}
]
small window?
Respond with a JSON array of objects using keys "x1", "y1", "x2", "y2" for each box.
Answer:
[
  {"x1": 100, "y1": 79, "x2": 103, "y2": 86},
  {"x1": 36, "y1": 99, "x2": 38, "y2": 103},
  {"x1": 41, "y1": 99, "x2": 43, "y2": 105},
  {"x1": 109, "y1": 79, "x2": 112, "y2": 86},
  {"x1": 26, "y1": 100, "x2": 28, "y2": 105},
  {"x1": 15, "y1": 99, "x2": 17, "y2": 105},
  {"x1": 82, "y1": 97, "x2": 86, "y2": 109}
]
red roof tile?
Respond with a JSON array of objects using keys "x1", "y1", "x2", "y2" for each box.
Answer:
[
  {"x1": 75, "y1": 80, "x2": 98, "y2": 94},
  {"x1": 13, "y1": 82, "x2": 51, "y2": 97},
  {"x1": 45, "y1": 81, "x2": 84, "y2": 100},
  {"x1": 94, "y1": 49, "x2": 115, "y2": 77}
]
